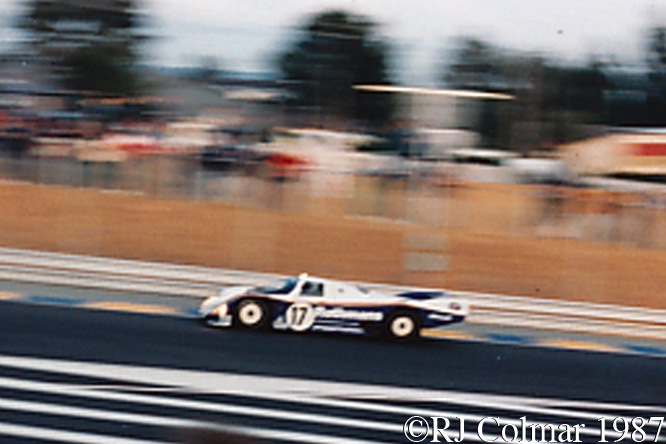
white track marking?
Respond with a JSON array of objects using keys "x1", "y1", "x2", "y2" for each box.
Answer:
[
  {"x1": 0, "y1": 376, "x2": 402, "y2": 434},
  {"x1": 0, "y1": 397, "x2": 198, "y2": 428},
  {"x1": 0, "y1": 399, "x2": 395, "y2": 444},
  {"x1": 0, "y1": 354, "x2": 662, "y2": 442},
  {"x1": 0, "y1": 421, "x2": 169, "y2": 444},
  {"x1": 0, "y1": 354, "x2": 660, "y2": 415}
]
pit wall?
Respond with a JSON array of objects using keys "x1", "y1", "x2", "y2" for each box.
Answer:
[{"x1": 1, "y1": 180, "x2": 665, "y2": 309}]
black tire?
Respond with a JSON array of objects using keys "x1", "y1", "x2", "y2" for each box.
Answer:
[
  {"x1": 234, "y1": 299, "x2": 270, "y2": 330},
  {"x1": 384, "y1": 310, "x2": 421, "y2": 341},
  {"x1": 361, "y1": 322, "x2": 383, "y2": 338}
]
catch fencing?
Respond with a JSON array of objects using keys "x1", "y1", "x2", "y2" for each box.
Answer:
[{"x1": 3, "y1": 153, "x2": 666, "y2": 248}]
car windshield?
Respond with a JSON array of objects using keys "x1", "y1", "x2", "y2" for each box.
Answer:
[{"x1": 254, "y1": 277, "x2": 299, "y2": 295}]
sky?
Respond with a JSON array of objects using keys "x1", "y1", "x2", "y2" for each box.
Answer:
[{"x1": 2, "y1": 0, "x2": 666, "y2": 85}]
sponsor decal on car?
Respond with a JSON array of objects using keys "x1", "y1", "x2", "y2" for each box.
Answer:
[
  {"x1": 313, "y1": 306, "x2": 384, "y2": 322},
  {"x1": 273, "y1": 304, "x2": 385, "y2": 331}
]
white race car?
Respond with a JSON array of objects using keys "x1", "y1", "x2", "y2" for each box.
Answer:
[{"x1": 199, "y1": 273, "x2": 468, "y2": 340}]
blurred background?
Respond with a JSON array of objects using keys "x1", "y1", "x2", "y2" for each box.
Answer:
[{"x1": 2, "y1": 0, "x2": 666, "y2": 303}]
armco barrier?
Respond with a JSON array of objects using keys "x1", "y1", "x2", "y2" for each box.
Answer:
[{"x1": 0, "y1": 247, "x2": 665, "y2": 340}]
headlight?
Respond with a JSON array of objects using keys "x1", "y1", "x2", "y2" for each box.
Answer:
[{"x1": 214, "y1": 304, "x2": 228, "y2": 316}]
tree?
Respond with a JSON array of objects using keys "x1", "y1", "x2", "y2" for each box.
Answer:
[
  {"x1": 443, "y1": 37, "x2": 611, "y2": 149},
  {"x1": 646, "y1": 25, "x2": 666, "y2": 124},
  {"x1": 541, "y1": 61, "x2": 608, "y2": 118},
  {"x1": 278, "y1": 9, "x2": 395, "y2": 127},
  {"x1": 19, "y1": 0, "x2": 147, "y2": 96},
  {"x1": 443, "y1": 37, "x2": 502, "y2": 91},
  {"x1": 442, "y1": 37, "x2": 509, "y2": 147}
]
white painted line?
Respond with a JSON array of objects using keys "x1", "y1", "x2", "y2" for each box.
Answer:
[
  {"x1": 229, "y1": 425, "x2": 394, "y2": 444},
  {"x1": 0, "y1": 375, "x2": 402, "y2": 434},
  {"x1": 0, "y1": 397, "x2": 398, "y2": 444},
  {"x1": 0, "y1": 354, "x2": 661, "y2": 441},
  {"x1": 0, "y1": 354, "x2": 661, "y2": 413},
  {"x1": 0, "y1": 397, "x2": 197, "y2": 428},
  {"x1": 0, "y1": 421, "x2": 168, "y2": 444},
  {"x1": 0, "y1": 377, "x2": 605, "y2": 443}
]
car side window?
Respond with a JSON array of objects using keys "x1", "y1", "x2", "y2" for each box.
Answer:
[{"x1": 301, "y1": 281, "x2": 323, "y2": 297}]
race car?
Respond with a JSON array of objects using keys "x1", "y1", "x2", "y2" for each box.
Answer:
[{"x1": 198, "y1": 273, "x2": 468, "y2": 340}]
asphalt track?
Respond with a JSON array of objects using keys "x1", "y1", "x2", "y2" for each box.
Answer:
[
  {"x1": 2, "y1": 290, "x2": 666, "y2": 444},
  {"x1": 1, "y1": 299, "x2": 665, "y2": 406}
]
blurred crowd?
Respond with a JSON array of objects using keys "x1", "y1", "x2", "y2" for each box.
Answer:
[{"x1": 2, "y1": 92, "x2": 666, "y2": 251}]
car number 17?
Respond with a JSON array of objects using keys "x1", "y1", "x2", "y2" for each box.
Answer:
[{"x1": 285, "y1": 303, "x2": 316, "y2": 331}]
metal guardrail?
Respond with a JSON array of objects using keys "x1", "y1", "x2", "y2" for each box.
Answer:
[
  {"x1": 0, "y1": 248, "x2": 272, "y2": 297},
  {"x1": 0, "y1": 247, "x2": 665, "y2": 340}
]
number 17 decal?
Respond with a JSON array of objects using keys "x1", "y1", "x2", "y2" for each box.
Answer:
[{"x1": 285, "y1": 303, "x2": 316, "y2": 331}]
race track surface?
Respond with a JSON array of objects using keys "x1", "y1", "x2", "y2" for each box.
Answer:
[{"x1": 0, "y1": 300, "x2": 665, "y2": 443}]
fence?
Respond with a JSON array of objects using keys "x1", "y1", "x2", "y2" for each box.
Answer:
[{"x1": 2, "y1": 153, "x2": 666, "y2": 249}]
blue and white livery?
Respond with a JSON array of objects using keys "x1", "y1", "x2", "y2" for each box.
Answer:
[{"x1": 198, "y1": 273, "x2": 468, "y2": 340}]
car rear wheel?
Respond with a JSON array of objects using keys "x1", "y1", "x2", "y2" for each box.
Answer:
[
  {"x1": 235, "y1": 299, "x2": 269, "y2": 329},
  {"x1": 385, "y1": 311, "x2": 420, "y2": 341}
]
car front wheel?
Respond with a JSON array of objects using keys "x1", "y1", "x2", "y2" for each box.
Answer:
[{"x1": 235, "y1": 299, "x2": 269, "y2": 329}]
